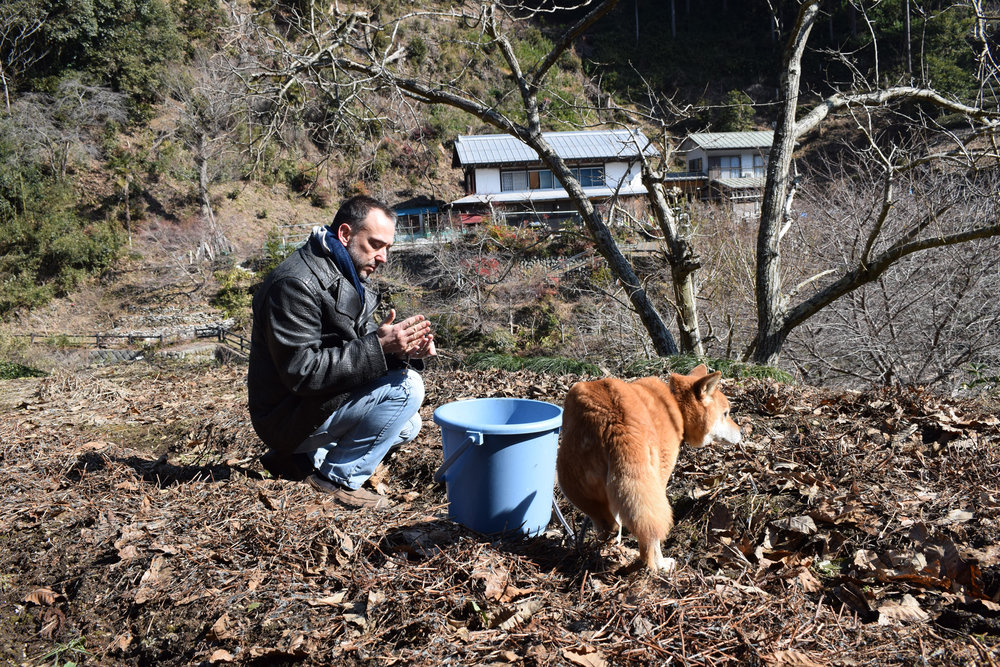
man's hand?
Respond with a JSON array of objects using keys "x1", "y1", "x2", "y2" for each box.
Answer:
[
  {"x1": 407, "y1": 334, "x2": 437, "y2": 359},
  {"x1": 377, "y1": 309, "x2": 433, "y2": 357}
]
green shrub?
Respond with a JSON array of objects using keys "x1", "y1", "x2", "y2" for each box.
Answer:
[
  {"x1": 0, "y1": 360, "x2": 47, "y2": 380},
  {"x1": 465, "y1": 352, "x2": 602, "y2": 376},
  {"x1": 0, "y1": 184, "x2": 124, "y2": 318},
  {"x1": 717, "y1": 90, "x2": 756, "y2": 131},
  {"x1": 0, "y1": 333, "x2": 46, "y2": 378},
  {"x1": 212, "y1": 267, "x2": 255, "y2": 328}
]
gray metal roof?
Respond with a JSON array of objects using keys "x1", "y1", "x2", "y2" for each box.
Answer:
[
  {"x1": 678, "y1": 131, "x2": 774, "y2": 152},
  {"x1": 714, "y1": 176, "x2": 766, "y2": 189},
  {"x1": 453, "y1": 129, "x2": 657, "y2": 167}
]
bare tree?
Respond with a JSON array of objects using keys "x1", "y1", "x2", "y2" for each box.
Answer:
[
  {"x1": 8, "y1": 78, "x2": 127, "y2": 181},
  {"x1": 227, "y1": 0, "x2": 684, "y2": 356},
  {"x1": 164, "y1": 52, "x2": 243, "y2": 258},
  {"x1": 783, "y1": 156, "x2": 1000, "y2": 389},
  {"x1": 751, "y1": 0, "x2": 1000, "y2": 367},
  {"x1": 0, "y1": 0, "x2": 45, "y2": 112},
  {"x1": 229, "y1": 0, "x2": 1000, "y2": 377}
]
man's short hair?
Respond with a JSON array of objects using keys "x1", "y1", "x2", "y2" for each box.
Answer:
[{"x1": 332, "y1": 195, "x2": 396, "y2": 230}]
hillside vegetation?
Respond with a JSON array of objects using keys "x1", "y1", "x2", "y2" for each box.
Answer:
[{"x1": 0, "y1": 0, "x2": 997, "y2": 389}]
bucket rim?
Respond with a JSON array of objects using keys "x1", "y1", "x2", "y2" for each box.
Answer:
[{"x1": 432, "y1": 397, "x2": 563, "y2": 435}]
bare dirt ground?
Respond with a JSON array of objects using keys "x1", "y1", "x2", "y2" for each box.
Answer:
[{"x1": 1, "y1": 358, "x2": 999, "y2": 666}]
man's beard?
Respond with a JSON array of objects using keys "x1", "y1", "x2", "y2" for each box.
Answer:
[{"x1": 347, "y1": 240, "x2": 372, "y2": 278}]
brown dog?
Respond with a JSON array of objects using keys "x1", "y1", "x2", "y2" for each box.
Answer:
[{"x1": 556, "y1": 365, "x2": 742, "y2": 571}]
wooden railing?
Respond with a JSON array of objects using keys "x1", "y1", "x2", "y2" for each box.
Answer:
[
  {"x1": 19, "y1": 332, "x2": 166, "y2": 348},
  {"x1": 196, "y1": 325, "x2": 251, "y2": 355},
  {"x1": 21, "y1": 325, "x2": 251, "y2": 357}
]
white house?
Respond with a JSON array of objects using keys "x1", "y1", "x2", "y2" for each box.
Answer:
[
  {"x1": 449, "y1": 128, "x2": 658, "y2": 227},
  {"x1": 676, "y1": 131, "x2": 774, "y2": 214}
]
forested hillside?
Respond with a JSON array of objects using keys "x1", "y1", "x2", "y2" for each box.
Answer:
[{"x1": 1, "y1": 0, "x2": 997, "y2": 391}]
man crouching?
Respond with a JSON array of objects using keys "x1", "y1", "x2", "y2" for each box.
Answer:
[{"x1": 248, "y1": 195, "x2": 436, "y2": 509}]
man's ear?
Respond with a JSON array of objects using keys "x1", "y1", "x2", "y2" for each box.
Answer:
[{"x1": 336, "y1": 223, "x2": 353, "y2": 247}]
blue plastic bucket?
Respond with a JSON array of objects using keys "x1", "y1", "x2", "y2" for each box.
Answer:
[{"x1": 433, "y1": 398, "x2": 563, "y2": 537}]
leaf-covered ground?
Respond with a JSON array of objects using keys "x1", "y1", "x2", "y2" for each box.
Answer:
[{"x1": 1, "y1": 360, "x2": 999, "y2": 666}]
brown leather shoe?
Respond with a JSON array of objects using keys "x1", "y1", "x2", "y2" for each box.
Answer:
[{"x1": 306, "y1": 474, "x2": 392, "y2": 509}]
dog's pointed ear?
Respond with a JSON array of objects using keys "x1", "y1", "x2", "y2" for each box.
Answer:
[
  {"x1": 694, "y1": 371, "x2": 722, "y2": 401},
  {"x1": 689, "y1": 364, "x2": 710, "y2": 378}
]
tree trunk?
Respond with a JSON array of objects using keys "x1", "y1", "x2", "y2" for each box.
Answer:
[
  {"x1": 197, "y1": 133, "x2": 214, "y2": 227},
  {"x1": 123, "y1": 173, "x2": 132, "y2": 247},
  {"x1": 529, "y1": 136, "x2": 679, "y2": 356},
  {"x1": 643, "y1": 174, "x2": 703, "y2": 355},
  {"x1": 752, "y1": 0, "x2": 821, "y2": 367}
]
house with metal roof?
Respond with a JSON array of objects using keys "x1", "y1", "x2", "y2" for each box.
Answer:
[
  {"x1": 676, "y1": 131, "x2": 774, "y2": 214},
  {"x1": 450, "y1": 129, "x2": 658, "y2": 226}
]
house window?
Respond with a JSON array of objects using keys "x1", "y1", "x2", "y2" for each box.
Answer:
[
  {"x1": 501, "y1": 165, "x2": 603, "y2": 190},
  {"x1": 573, "y1": 165, "x2": 605, "y2": 188},
  {"x1": 688, "y1": 158, "x2": 703, "y2": 173},
  {"x1": 753, "y1": 154, "x2": 766, "y2": 177},
  {"x1": 529, "y1": 169, "x2": 555, "y2": 189},
  {"x1": 709, "y1": 155, "x2": 741, "y2": 179},
  {"x1": 501, "y1": 170, "x2": 528, "y2": 191}
]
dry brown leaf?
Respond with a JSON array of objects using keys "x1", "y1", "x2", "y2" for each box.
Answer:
[
  {"x1": 795, "y1": 568, "x2": 824, "y2": 593},
  {"x1": 209, "y1": 649, "x2": 235, "y2": 663},
  {"x1": 174, "y1": 588, "x2": 219, "y2": 605},
  {"x1": 116, "y1": 544, "x2": 140, "y2": 561},
  {"x1": 258, "y1": 489, "x2": 282, "y2": 511},
  {"x1": 305, "y1": 592, "x2": 347, "y2": 606},
  {"x1": 563, "y1": 645, "x2": 607, "y2": 667},
  {"x1": 24, "y1": 588, "x2": 64, "y2": 606},
  {"x1": 138, "y1": 555, "x2": 169, "y2": 587},
  {"x1": 246, "y1": 569, "x2": 265, "y2": 592},
  {"x1": 77, "y1": 440, "x2": 113, "y2": 452},
  {"x1": 39, "y1": 607, "x2": 66, "y2": 640},
  {"x1": 134, "y1": 559, "x2": 172, "y2": 607},
  {"x1": 499, "y1": 583, "x2": 537, "y2": 602},
  {"x1": 878, "y1": 595, "x2": 930, "y2": 625},
  {"x1": 108, "y1": 632, "x2": 132, "y2": 653},
  {"x1": 343, "y1": 602, "x2": 368, "y2": 629},
  {"x1": 937, "y1": 509, "x2": 974, "y2": 525},
  {"x1": 492, "y1": 598, "x2": 543, "y2": 631},
  {"x1": 853, "y1": 549, "x2": 881, "y2": 571},
  {"x1": 208, "y1": 613, "x2": 233, "y2": 641},
  {"x1": 368, "y1": 462, "x2": 390, "y2": 489},
  {"x1": 763, "y1": 649, "x2": 829, "y2": 666},
  {"x1": 773, "y1": 515, "x2": 818, "y2": 535}
]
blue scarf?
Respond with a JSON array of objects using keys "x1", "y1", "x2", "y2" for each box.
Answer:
[{"x1": 312, "y1": 225, "x2": 365, "y2": 307}]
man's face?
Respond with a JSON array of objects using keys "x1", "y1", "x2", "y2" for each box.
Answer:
[{"x1": 338, "y1": 209, "x2": 395, "y2": 278}]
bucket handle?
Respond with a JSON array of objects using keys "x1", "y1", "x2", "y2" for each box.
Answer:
[{"x1": 433, "y1": 431, "x2": 483, "y2": 483}]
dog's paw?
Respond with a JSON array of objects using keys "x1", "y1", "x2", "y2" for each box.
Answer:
[{"x1": 657, "y1": 556, "x2": 677, "y2": 573}]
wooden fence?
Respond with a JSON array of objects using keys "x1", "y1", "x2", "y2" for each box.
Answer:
[
  {"x1": 20, "y1": 332, "x2": 167, "y2": 347},
  {"x1": 20, "y1": 325, "x2": 250, "y2": 356},
  {"x1": 195, "y1": 325, "x2": 251, "y2": 355}
]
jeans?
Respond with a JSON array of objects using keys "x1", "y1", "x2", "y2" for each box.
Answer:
[{"x1": 294, "y1": 369, "x2": 424, "y2": 490}]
